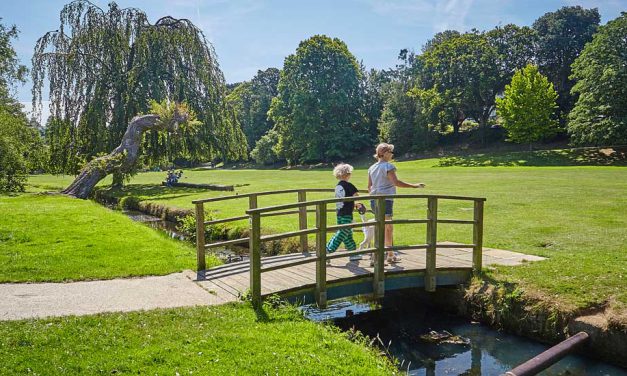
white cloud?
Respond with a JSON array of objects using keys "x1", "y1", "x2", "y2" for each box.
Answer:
[{"x1": 434, "y1": 0, "x2": 475, "y2": 32}]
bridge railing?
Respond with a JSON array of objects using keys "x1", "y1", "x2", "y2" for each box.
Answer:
[
  {"x1": 192, "y1": 189, "x2": 334, "y2": 270},
  {"x1": 244, "y1": 194, "x2": 485, "y2": 308}
]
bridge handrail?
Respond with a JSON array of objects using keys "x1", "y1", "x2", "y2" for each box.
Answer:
[
  {"x1": 245, "y1": 194, "x2": 486, "y2": 215},
  {"x1": 192, "y1": 188, "x2": 334, "y2": 204}
]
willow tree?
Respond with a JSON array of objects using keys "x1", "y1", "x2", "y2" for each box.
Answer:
[{"x1": 32, "y1": 0, "x2": 247, "y2": 183}]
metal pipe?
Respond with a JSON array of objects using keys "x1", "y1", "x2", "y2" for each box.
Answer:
[{"x1": 503, "y1": 332, "x2": 589, "y2": 376}]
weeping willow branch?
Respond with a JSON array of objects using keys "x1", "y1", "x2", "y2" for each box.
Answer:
[{"x1": 33, "y1": 0, "x2": 247, "y2": 176}]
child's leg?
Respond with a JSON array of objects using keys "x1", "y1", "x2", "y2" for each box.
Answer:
[{"x1": 326, "y1": 215, "x2": 353, "y2": 252}]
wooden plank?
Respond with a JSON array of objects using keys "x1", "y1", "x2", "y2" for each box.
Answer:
[
  {"x1": 373, "y1": 198, "x2": 386, "y2": 298},
  {"x1": 195, "y1": 203, "x2": 206, "y2": 271},
  {"x1": 246, "y1": 194, "x2": 486, "y2": 215},
  {"x1": 316, "y1": 203, "x2": 327, "y2": 307},
  {"x1": 473, "y1": 200, "x2": 484, "y2": 274},
  {"x1": 249, "y1": 199, "x2": 261, "y2": 307},
  {"x1": 425, "y1": 197, "x2": 437, "y2": 292},
  {"x1": 298, "y1": 190, "x2": 308, "y2": 253},
  {"x1": 204, "y1": 215, "x2": 248, "y2": 226}
]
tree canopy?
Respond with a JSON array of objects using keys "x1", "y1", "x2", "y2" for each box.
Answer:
[
  {"x1": 568, "y1": 13, "x2": 627, "y2": 145},
  {"x1": 0, "y1": 20, "x2": 45, "y2": 192},
  {"x1": 32, "y1": 0, "x2": 246, "y2": 176},
  {"x1": 227, "y1": 68, "x2": 280, "y2": 151},
  {"x1": 533, "y1": 6, "x2": 600, "y2": 120},
  {"x1": 268, "y1": 35, "x2": 367, "y2": 164},
  {"x1": 496, "y1": 64, "x2": 559, "y2": 146}
]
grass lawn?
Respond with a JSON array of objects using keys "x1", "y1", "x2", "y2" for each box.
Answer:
[
  {"x1": 0, "y1": 303, "x2": 395, "y2": 375},
  {"x1": 25, "y1": 148, "x2": 627, "y2": 312},
  {"x1": 0, "y1": 193, "x2": 220, "y2": 282}
]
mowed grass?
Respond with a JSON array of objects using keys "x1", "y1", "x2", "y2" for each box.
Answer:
[
  {"x1": 0, "y1": 303, "x2": 395, "y2": 375},
  {"x1": 0, "y1": 193, "x2": 220, "y2": 282},
  {"x1": 27, "y1": 148, "x2": 627, "y2": 311}
]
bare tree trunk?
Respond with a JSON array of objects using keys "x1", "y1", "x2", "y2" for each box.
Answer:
[{"x1": 62, "y1": 112, "x2": 185, "y2": 199}]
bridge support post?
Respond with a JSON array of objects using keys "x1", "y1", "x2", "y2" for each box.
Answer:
[
  {"x1": 472, "y1": 199, "x2": 484, "y2": 274},
  {"x1": 425, "y1": 196, "x2": 437, "y2": 292},
  {"x1": 249, "y1": 195, "x2": 261, "y2": 308},
  {"x1": 373, "y1": 198, "x2": 386, "y2": 299},
  {"x1": 298, "y1": 190, "x2": 308, "y2": 254},
  {"x1": 315, "y1": 203, "x2": 327, "y2": 308},
  {"x1": 195, "y1": 202, "x2": 206, "y2": 271}
]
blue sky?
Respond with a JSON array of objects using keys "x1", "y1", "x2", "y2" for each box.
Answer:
[{"x1": 1, "y1": 0, "x2": 625, "y2": 116}]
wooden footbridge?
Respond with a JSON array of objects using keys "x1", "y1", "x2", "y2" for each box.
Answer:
[{"x1": 193, "y1": 189, "x2": 487, "y2": 308}]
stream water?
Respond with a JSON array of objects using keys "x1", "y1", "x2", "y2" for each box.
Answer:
[
  {"x1": 123, "y1": 209, "x2": 249, "y2": 263},
  {"x1": 303, "y1": 291, "x2": 626, "y2": 376}
]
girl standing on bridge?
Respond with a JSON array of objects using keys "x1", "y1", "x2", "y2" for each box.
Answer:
[{"x1": 368, "y1": 143, "x2": 425, "y2": 264}]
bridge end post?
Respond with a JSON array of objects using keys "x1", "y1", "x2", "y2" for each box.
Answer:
[
  {"x1": 373, "y1": 198, "x2": 386, "y2": 299},
  {"x1": 315, "y1": 203, "x2": 328, "y2": 308},
  {"x1": 249, "y1": 195, "x2": 262, "y2": 308},
  {"x1": 195, "y1": 202, "x2": 206, "y2": 271},
  {"x1": 425, "y1": 196, "x2": 437, "y2": 292},
  {"x1": 473, "y1": 199, "x2": 484, "y2": 274},
  {"x1": 298, "y1": 190, "x2": 308, "y2": 254}
]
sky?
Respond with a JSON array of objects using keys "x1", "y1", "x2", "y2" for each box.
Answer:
[{"x1": 1, "y1": 0, "x2": 625, "y2": 121}]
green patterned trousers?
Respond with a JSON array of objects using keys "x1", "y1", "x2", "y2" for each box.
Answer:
[{"x1": 326, "y1": 215, "x2": 356, "y2": 253}]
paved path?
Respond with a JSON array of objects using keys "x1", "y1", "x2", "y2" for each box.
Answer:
[
  {"x1": 0, "y1": 271, "x2": 232, "y2": 321},
  {"x1": 1, "y1": 244, "x2": 544, "y2": 321}
]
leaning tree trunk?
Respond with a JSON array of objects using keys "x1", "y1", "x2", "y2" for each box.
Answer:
[{"x1": 62, "y1": 112, "x2": 185, "y2": 199}]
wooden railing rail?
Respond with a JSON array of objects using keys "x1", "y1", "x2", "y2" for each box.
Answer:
[
  {"x1": 195, "y1": 191, "x2": 485, "y2": 308},
  {"x1": 194, "y1": 188, "x2": 334, "y2": 270}
]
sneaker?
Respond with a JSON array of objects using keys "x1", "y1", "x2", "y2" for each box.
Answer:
[{"x1": 349, "y1": 254, "x2": 362, "y2": 261}]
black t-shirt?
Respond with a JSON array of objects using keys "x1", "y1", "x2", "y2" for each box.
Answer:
[{"x1": 335, "y1": 180, "x2": 358, "y2": 216}]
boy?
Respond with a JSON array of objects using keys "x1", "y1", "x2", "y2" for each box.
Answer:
[{"x1": 326, "y1": 163, "x2": 362, "y2": 261}]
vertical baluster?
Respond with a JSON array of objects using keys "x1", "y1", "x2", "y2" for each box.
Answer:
[
  {"x1": 315, "y1": 202, "x2": 327, "y2": 308},
  {"x1": 425, "y1": 196, "x2": 437, "y2": 292},
  {"x1": 473, "y1": 199, "x2": 484, "y2": 274},
  {"x1": 373, "y1": 197, "x2": 386, "y2": 298},
  {"x1": 195, "y1": 202, "x2": 206, "y2": 271},
  {"x1": 248, "y1": 194, "x2": 261, "y2": 308},
  {"x1": 298, "y1": 190, "x2": 308, "y2": 254}
]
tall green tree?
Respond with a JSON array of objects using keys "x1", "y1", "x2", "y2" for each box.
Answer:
[
  {"x1": 268, "y1": 35, "x2": 366, "y2": 163},
  {"x1": 568, "y1": 13, "x2": 627, "y2": 145},
  {"x1": 227, "y1": 68, "x2": 279, "y2": 150},
  {"x1": 0, "y1": 20, "x2": 45, "y2": 192},
  {"x1": 32, "y1": 1, "x2": 246, "y2": 178},
  {"x1": 533, "y1": 6, "x2": 600, "y2": 120},
  {"x1": 420, "y1": 27, "x2": 536, "y2": 138},
  {"x1": 496, "y1": 64, "x2": 559, "y2": 148}
]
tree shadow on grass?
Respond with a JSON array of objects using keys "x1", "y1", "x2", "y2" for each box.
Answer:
[
  {"x1": 109, "y1": 184, "x2": 228, "y2": 201},
  {"x1": 436, "y1": 147, "x2": 627, "y2": 167}
]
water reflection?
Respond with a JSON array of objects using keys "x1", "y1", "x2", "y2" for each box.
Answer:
[{"x1": 304, "y1": 290, "x2": 626, "y2": 376}]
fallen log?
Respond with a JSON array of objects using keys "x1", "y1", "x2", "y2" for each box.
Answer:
[{"x1": 161, "y1": 181, "x2": 234, "y2": 191}]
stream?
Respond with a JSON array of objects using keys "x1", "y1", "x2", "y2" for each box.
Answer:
[{"x1": 302, "y1": 291, "x2": 627, "y2": 375}]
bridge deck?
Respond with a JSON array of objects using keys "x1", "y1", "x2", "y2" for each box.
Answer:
[{"x1": 195, "y1": 242, "x2": 544, "y2": 304}]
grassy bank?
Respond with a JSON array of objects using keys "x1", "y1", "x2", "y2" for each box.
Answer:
[
  {"x1": 0, "y1": 193, "x2": 220, "y2": 282},
  {"x1": 26, "y1": 148, "x2": 627, "y2": 312},
  {"x1": 0, "y1": 302, "x2": 395, "y2": 375}
]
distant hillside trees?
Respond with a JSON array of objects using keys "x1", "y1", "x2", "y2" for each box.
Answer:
[
  {"x1": 227, "y1": 68, "x2": 280, "y2": 151},
  {"x1": 496, "y1": 65, "x2": 559, "y2": 147},
  {"x1": 269, "y1": 35, "x2": 368, "y2": 164},
  {"x1": 533, "y1": 6, "x2": 600, "y2": 121},
  {"x1": 32, "y1": 1, "x2": 246, "y2": 182},
  {"x1": 568, "y1": 13, "x2": 627, "y2": 145}
]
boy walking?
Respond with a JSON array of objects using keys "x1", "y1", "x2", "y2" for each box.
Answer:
[{"x1": 326, "y1": 163, "x2": 362, "y2": 261}]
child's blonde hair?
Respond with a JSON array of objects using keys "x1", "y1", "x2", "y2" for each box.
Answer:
[{"x1": 333, "y1": 163, "x2": 353, "y2": 179}]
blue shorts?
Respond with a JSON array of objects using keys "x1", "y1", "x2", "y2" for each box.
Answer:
[{"x1": 370, "y1": 199, "x2": 394, "y2": 217}]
